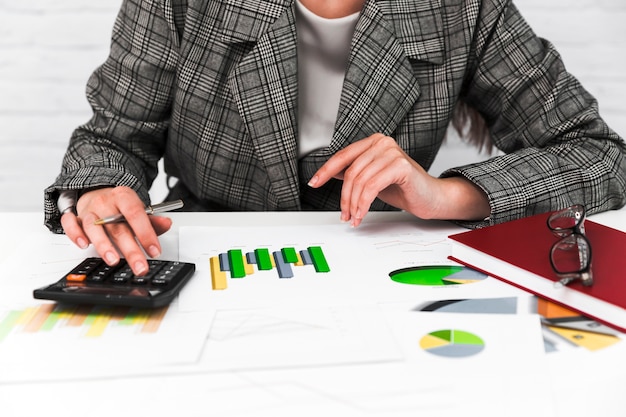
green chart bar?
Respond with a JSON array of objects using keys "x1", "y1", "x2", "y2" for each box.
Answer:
[
  {"x1": 227, "y1": 249, "x2": 246, "y2": 278},
  {"x1": 254, "y1": 248, "x2": 273, "y2": 270},
  {"x1": 308, "y1": 246, "x2": 330, "y2": 273},
  {"x1": 281, "y1": 247, "x2": 299, "y2": 263},
  {"x1": 41, "y1": 309, "x2": 64, "y2": 331}
]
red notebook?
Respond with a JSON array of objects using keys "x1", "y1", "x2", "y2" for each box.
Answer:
[{"x1": 448, "y1": 211, "x2": 626, "y2": 332}]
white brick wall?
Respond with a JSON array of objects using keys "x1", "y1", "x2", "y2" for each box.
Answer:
[{"x1": 1, "y1": 0, "x2": 625, "y2": 212}]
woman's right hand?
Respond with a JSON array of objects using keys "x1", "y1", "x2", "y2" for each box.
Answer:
[{"x1": 60, "y1": 186, "x2": 173, "y2": 276}]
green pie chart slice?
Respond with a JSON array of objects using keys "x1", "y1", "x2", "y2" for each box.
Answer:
[{"x1": 389, "y1": 265, "x2": 487, "y2": 286}]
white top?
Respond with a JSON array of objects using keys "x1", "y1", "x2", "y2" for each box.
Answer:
[{"x1": 295, "y1": 0, "x2": 360, "y2": 157}]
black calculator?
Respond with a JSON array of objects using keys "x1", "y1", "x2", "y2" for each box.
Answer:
[{"x1": 33, "y1": 257, "x2": 196, "y2": 308}]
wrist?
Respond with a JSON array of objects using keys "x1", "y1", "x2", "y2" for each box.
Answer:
[{"x1": 437, "y1": 176, "x2": 491, "y2": 221}]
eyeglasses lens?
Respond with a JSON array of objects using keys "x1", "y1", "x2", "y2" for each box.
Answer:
[
  {"x1": 550, "y1": 234, "x2": 591, "y2": 274},
  {"x1": 548, "y1": 207, "x2": 585, "y2": 237}
]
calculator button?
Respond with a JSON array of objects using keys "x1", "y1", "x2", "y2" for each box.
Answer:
[
  {"x1": 132, "y1": 276, "x2": 150, "y2": 285},
  {"x1": 151, "y1": 274, "x2": 172, "y2": 286},
  {"x1": 73, "y1": 259, "x2": 101, "y2": 275},
  {"x1": 66, "y1": 273, "x2": 87, "y2": 282},
  {"x1": 88, "y1": 265, "x2": 115, "y2": 282},
  {"x1": 112, "y1": 267, "x2": 133, "y2": 283}
]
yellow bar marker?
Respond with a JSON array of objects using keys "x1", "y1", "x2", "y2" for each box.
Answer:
[
  {"x1": 243, "y1": 256, "x2": 254, "y2": 275},
  {"x1": 210, "y1": 256, "x2": 228, "y2": 290},
  {"x1": 85, "y1": 308, "x2": 113, "y2": 338},
  {"x1": 16, "y1": 306, "x2": 38, "y2": 326},
  {"x1": 131, "y1": 309, "x2": 150, "y2": 326}
]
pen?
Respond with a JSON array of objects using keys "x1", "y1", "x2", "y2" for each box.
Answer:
[{"x1": 94, "y1": 199, "x2": 184, "y2": 225}]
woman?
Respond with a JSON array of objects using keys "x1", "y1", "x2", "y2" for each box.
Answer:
[{"x1": 45, "y1": 0, "x2": 626, "y2": 275}]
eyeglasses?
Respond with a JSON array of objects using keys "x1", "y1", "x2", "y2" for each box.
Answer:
[{"x1": 547, "y1": 204, "x2": 593, "y2": 287}]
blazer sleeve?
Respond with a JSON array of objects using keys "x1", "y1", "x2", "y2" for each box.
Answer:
[
  {"x1": 43, "y1": 0, "x2": 180, "y2": 233},
  {"x1": 443, "y1": 0, "x2": 626, "y2": 226}
]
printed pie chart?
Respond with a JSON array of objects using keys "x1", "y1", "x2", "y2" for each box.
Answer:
[
  {"x1": 389, "y1": 265, "x2": 487, "y2": 286},
  {"x1": 420, "y1": 329, "x2": 485, "y2": 358}
]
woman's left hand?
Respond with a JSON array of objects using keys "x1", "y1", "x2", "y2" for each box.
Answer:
[{"x1": 308, "y1": 133, "x2": 490, "y2": 227}]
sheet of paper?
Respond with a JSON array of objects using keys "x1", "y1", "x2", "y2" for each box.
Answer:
[
  {"x1": 235, "y1": 310, "x2": 554, "y2": 417},
  {"x1": 0, "y1": 232, "x2": 211, "y2": 383},
  {"x1": 0, "y1": 297, "x2": 213, "y2": 383}
]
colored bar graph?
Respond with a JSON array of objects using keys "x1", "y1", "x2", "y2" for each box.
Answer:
[
  {"x1": 0, "y1": 304, "x2": 170, "y2": 342},
  {"x1": 209, "y1": 245, "x2": 331, "y2": 289}
]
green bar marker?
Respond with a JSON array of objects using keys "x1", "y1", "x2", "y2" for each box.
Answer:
[
  {"x1": 308, "y1": 246, "x2": 330, "y2": 273},
  {"x1": 228, "y1": 249, "x2": 246, "y2": 278},
  {"x1": 41, "y1": 309, "x2": 63, "y2": 331},
  {"x1": 281, "y1": 247, "x2": 299, "y2": 264},
  {"x1": 254, "y1": 248, "x2": 273, "y2": 270},
  {"x1": 0, "y1": 311, "x2": 21, "y2": 342}
]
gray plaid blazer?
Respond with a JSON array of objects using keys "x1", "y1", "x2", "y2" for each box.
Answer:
[{"x1": 45, "y1": 0, "x2": 626, "y2": 232}]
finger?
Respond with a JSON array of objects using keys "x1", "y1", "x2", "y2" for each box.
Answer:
[
  {"x1": 149, "y1": 216, "x2": 173, "y2": 236},
  {"x1": 308, "y1": 139, "x2": 376, "y2": 188},
  {"x1": 346, "y1": 150, "x2": 399, "y2": 227},
  {"x1": 60, "y1": 212, "x2": 90, "y2": 249},
  {"x1": 335, "y1": 136, "x2": 395, "y2": 222},
  {"x1": 102, "y1": 221, "x2": 151, "y2": 276},
  {"x1": 81, "y1": 211, "x2": 123, "y2": 268},
  {"x1": 339, "y1": 146, "x2": 379, "y2": 223},
  {"x1": 112, "y1": 201, "x2": 163, "y2": 260},
  {"x1": 76, "y1": 186, "x2": 156, "y2": 275}
]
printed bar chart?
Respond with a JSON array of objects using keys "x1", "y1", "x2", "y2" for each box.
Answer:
[
  {"x1": 210, "y1": 245, "x2": 330, "y2": 290},
  {"x1": 0, "y1": 304, "x2": 169, "y2": 341}
]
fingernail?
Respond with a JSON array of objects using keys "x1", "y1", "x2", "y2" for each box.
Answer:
[
  {"x1": 134, "y1": 261, "x2": 148, "y2": 275},
  {"x1": 77, "y1": 237, "x2": 89, "y2": 249},
  {"x1": 148, "y1": 245, "x2": 161, "y2": 258},
  {"x1": 307, "y1": 175, "x2": 318, "y2": 187},
  {"x1": 104, "y1": 251, "x2": 119, "y2": 265}
]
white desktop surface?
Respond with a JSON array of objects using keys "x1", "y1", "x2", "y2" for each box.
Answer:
[{"x1": 0, "y1": 209, "x2": 625, "y2": 417}]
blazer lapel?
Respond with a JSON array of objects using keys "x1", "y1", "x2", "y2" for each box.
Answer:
[
  {"x1": 330, "y1": 0, "x2": 444, "y2": 151},
  {"x1": 224, "y1": 0, "x2": 301, "y2": 209}
]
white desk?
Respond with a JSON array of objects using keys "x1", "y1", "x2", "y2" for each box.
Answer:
[{"x1": 0, "y1": 210, "x2": 625, "y2": 417}]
